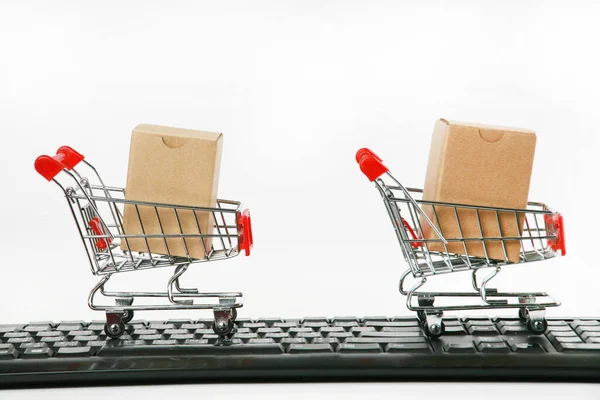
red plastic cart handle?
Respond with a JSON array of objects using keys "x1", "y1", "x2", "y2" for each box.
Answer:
[
  {"x1": 237, "y1": 209, "x2": 254, "y2": 256},
  {"x1": 356, "y1": 148, "x2": 388, "y2": 181},
  {"x1": 401, "y1": 217, "x2": 423, "y2": 249},
  {"x1": 88, "y1": 217, "x2": 112, "y2": 250},
  {"x1": 544, "y1": 213, "x2": 566, "y2": 256},
  {"x1": 34, "y1": 146, "x2": 84, "y2": 181}
]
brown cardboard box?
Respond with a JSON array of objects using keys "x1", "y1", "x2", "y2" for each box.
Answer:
[
  {"x1": 122, "y1": 124, "x2": 223, "y2": 259},
  {"x1": 420, "y1": 119, "x2": 536, "y2": 263}
]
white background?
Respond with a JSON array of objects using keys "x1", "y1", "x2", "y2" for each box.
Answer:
[{"x1": 1, "y1": 0, "x2": 599, "y2": 398}]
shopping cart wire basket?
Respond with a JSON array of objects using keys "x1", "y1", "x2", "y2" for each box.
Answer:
[
  {"x1": 356, "y1": 147, "x2": 565, "y2": 338},
  {"x1": 35, "y1": 146, "x2": 253, "y2": 338}
]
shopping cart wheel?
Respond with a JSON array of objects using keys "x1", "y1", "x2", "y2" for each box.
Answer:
[
  {"x1": 121, "y1": 310, "x2": 134, "y2": 324},
  {"x1": 212, "y1": 318, "x2": 234, "y2": 336},
  {"x1": 417, "y1": 310, "x2": 426, "y2": 323},
  {"x1": 527, "y1": 318, "x2": 548, "y2": 335},
  {"x1": 518, "y1": 308, "x2": 528, "y2": 323},
  {"x1": 104, "y1": 321, "x2": 125, "y2": 339},
  {"x1": 424, "y1": 321, "x2": 445, "y2": 339},
  {"x1": 229, "y1": 308, "x2": 237, "y2": 322}
]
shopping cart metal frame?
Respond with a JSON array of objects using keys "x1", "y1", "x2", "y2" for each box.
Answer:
[
  {"x1": 357, "y1": 148, "x2": 566, "y2": 338},
  {"x1": 35, "y1": 146, "x2": 253, "y2": 339}
]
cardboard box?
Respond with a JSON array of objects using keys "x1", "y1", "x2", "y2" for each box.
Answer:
[
  {"x1": 122, "y1": 124, "x2": 223, "y2": 259},
  {"x1": 420, "y1": 119, "x2": 536, "y2": 263}
]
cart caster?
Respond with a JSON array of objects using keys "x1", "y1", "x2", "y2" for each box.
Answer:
[
  {"x1": 212, "y1": 318, "x2": 234, "y2": 336},
  {"x1": 522, "y1": 307, "x2": 547, "y2": 335},
  {"x1": 104, "y1": 321, "x2": 125, "y2": 339},
  {"x1": 424, "y1": 321, "x2": 445, "y2": 339},
  {"x1": 527, "y1": 318, "x2": 548, "y2": 335},
  {"x1": 229, "y1": 308, "x2": 237, "y2": 322},
  {"x1": 421, "y1": 311, "x2": 445, "y2": 339},
  {"x1": 121, "y1": 310, "x2": 134, "y2": 324},
  {"x1": 417, "y1": 310, "x2": 426, "y2": 323},
  {"x1": 518, "y1": 308, "x2": 528, "y2": 323}
]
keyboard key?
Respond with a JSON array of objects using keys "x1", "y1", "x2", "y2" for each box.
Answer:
[
  {"x1": 556, "y1": 343, "x2": 600, "y2": 352},
  {"x1": 499, "y1": 325, "x2": 528, "y2": 334},
  {"x1": 547, "y1": 320, "x2": 569, "y2": 326},
  {"x1": 571, "y1": 320, "x2": 599, "y2": 329},
  {"x1": 87, "y1": 323, "x2": 107, "y2": 332},
  {"x1": 363, "y1": 317, "x2": 389, "y2": 323},
  {"x1": 366, "y1": 321, "x2": 419, "y2": 328},
  {"x1": 137, "y1": 334, "x2": 164, "y2": 342},
  {"x1": 149, "y1": 323, "x2": 176, "y2": 331},
  {"x1": 257, "y1": 328, "x2": 283, "y2": 335},
  {"x1": 181, "y1": 323, "x2": 206, "y2": 330},
  {"x1": 443, "y1": 343, "x2": 476, "y2": 353},
  {"x1": 170, "y1": 334, "x2": 195, "y2": 341},
  {"x1": 510, "y1": 343, "x2": 546, "y2": 353},
  {"x1": 22, "y1": 346, "x2": 53, "y2": 359},
  {"x1": 296, "y1": 332, "x2": 321, "y2": 340},
  {"x1": 36, "y1": 331, "x2": 63, "y2": 338},
  {"x1": 302, "y1": 321, "x2": 328, "y2": 329},
  {"x1": 302, "y1": 317, "x2": 329, "y2": 324},
  {"x1": 56, "y1": 346, "x2": 96, "y2": 357},
  {"x1": 257, "y1": 318, "x2": 283, "y2": 326},
  {"x1": 556, "y1": 336, "x2": 583, "y2": 343},
  {"x1": 23, "y1": 323, "x2": 53, "y2": 333},
  {"x1": 546, "y1": 325, "x2": 574, "y2": 332},
  {"x1": 231, "y1": 333, "x2": 258, "y2": 342},
  {"x1": 4, "y1": 332, "x2": 31, "y2": 338},
  {"x1": 100, "y1": 342, "x2": 284, "y2": 356},
  {"x1": 248, "y1": 338, "x2": 275, "y2": 344},
  {"x1": 67, "y1": 330, "x2": 96, "y2": 337},
  {"x1": 183, "y1": 339, "x2": 209, "y2": 345},
  {"x1": 8, "y1": 337, "x2": 33, "y2": 345},
  {"x1": 41, "y1": 336, "x2": 66, "y2": 344},
  {"x1": 333, "y1": 321, "x2": 359, "y2": 328},
  {"x1": 288, "y1": 344, "x2": 333, "y2": 354},
  {"x1": 346, "y1": 337, "x2": 426, "y2": 344},
  {"x1": 165, "y1": 319, "x2": 192, "y2": 327},
  {"x1": 273, "y1": 322, "x2": 299, "y2": 330},
  {"x1": 163, "y1": 329, "x2": 190, "y2": 335},
  {"x1": 152, "y1": 340, "x2": 178, "y2": 346},
  {"x1": 328, "y1": 332, "x2": 354, "y2": 340},
  {"x1": 0, "y1": 325, "x2": 23, "y2": 334},
  {"x1": 264, "y1": 333, "x2": 288, "y2": 341},
  {"x1": 281, "y1": 338, "x2": 308, "y2": 345},
  {"x1": 73, "y1": 335, "x2": 100, "y2": 342},
  {"x1": 0, "y1": 344, "x2": 19, "y2": 360},
  {"x1": 313, "y1": 337, "x2": 340, "y2": 345},
  {"x1": 243, "y1": 322, "x2": 267, "y2": 330},
  {"x1": 476, "y1": 342, "x2": 510, "y2": 353},
  {"x1": 385, "y1": 343, "x2": 430, "y2": 353},
  {"x1": 464, "y1": 319, "x2": 494, "y2": 327},
  {"x1": 331, "y1": 317, "x2": 359, "y2": 323},
  {"x1": 360, "y1": 331, "x2": 423, "y2": 338},
  {"x1": 320, "y1": 327, "x2": 345, "y2": 333},
  {"x1": 21, "y1": 342, "x2": 50, "y2": 349},
  {"x1": 54, "y1": 341, "x2": 81, "y2": 348},
  {"x1": 338, "y1": 343, "x2": 381, "y2": 353},
  {"x1": 576, "y1": 325, "x2": 600, "y2": 335},
  {"x1": 467, "y1": 325, "x2": 498, "y2": 335},
  {"x1": 581, "y1": 331, "x2": 600, "y2": 342},
  {"x1": 289, "y1": 328, "x2": 314, "y2": 336},
  {"x1": 350, "y1": 327, "x2": 375, "y2": 335},
  {"x1": 381, "y1": 326, "x2": 422, "y2": 332},
  {"x1": 442, "y1": 325, "x2": 467, "y2": 335}
]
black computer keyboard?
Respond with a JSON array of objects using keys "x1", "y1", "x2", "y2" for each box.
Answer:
[{"x1": 1, "y1": 316, "x2": 599, "y2": 387}]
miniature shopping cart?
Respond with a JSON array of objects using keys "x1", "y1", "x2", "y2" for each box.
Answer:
[
  {"x1": 35, "y1": 146, "x2": 253, "y2": 339},
  {"x1": 356, "y1": 148, "x2": 566, "y2": 338}
]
